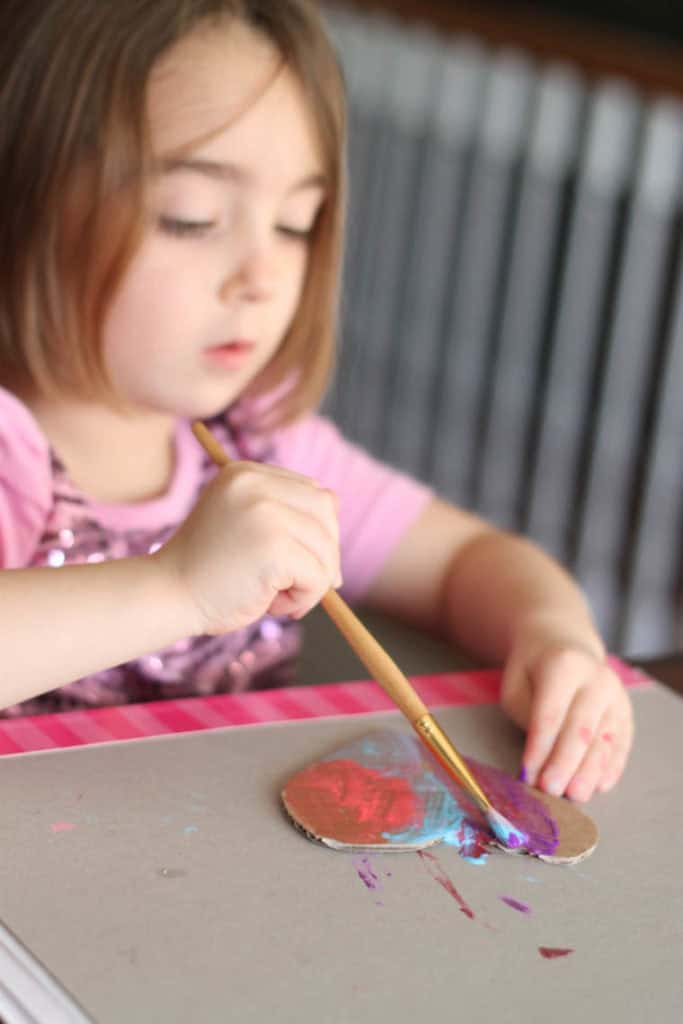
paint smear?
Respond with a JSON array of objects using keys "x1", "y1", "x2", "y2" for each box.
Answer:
[
  {"x1": 418, "y1": 850, "x2": 474, "y2": 919},
  {"x1": 282, "y1": 731, "x2": 559, "y2": 860},
  {"x1": 539, "y1": 947, "x2": 574, "y2": 959},
  {"x1": 500, "y1": 896, "x2": 531, "y2": 914},
  {"x1": 50, "y1": 822, "x2": 77, "y2": 833},
  {"x1": 353, "y1": 855, "x2": 381, "y2": 892}
]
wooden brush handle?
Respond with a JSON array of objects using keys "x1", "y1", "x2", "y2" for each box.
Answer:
[
  {"x1": 193, "y1": 422, "x2": 231, "y2": 467},
  {"x1": 321, "y1": 590, "x2": 428, "y2": 723},
  {"x1": 191, "y1": 421, "x2": 429, "y2": 723}
]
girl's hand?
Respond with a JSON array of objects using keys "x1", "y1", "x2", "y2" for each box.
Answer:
[
  {"x1": 154, "y1": 462, "x2": 341, "y2": 636},
  {"x1": 500, "y1": 617, "x2": 634, "y2": 802}
]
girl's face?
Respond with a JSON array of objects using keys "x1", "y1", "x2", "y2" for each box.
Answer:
[{"x1": 102, "y1": 20, "x2": 326, "y2": 419}]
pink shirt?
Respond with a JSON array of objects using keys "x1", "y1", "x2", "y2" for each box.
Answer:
[{"x1": 0, "y1": 387, "x2": 432, "y2": 715}]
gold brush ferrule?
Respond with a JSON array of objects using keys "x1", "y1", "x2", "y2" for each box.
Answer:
[{"x1": 414, "y1": 714, "x2": 492, "y2": 811}]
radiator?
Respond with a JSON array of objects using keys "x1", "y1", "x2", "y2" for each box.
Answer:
[{"x1": 322, "y1": 3, "x2": 683, "y2": 657}]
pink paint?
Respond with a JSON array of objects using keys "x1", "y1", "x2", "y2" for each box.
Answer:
[
  {"x1": 500, "y1": 897, "x2": 531, "y2": 914},
  {"x1": 418, "y1": 850, "x2": 475, "y2": 919},
  {"x1": 601, "y1": 731, "x2": 615, "y2": 745},
  {"x1": 539, "y1": 947, "x2": 574, "y2": 959},
  {"x1": 283, "y1": 758, "x2": 421, "y2": 845},
  {"x1": 50, "y1": 822, "x2": 76, "y2": 833},
  {"x1": 579, "y1": 727, "x2": 593, "y2": 745}
]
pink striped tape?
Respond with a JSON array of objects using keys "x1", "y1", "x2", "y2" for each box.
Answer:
[{"x1": 0, "y1": 658, "x2": 651, "y2": 756}]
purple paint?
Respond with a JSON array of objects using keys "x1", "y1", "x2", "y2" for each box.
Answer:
[
  {"x1": 518, "y1": 765, "x2": 529, "y2": 784},
  {"x1": 464, "y1": 759, "x2": 559, "y2": 857},
  {"x1": 418, "y1": 851, "x2": 475, "y2": 919},
  {"x1": 500, "y1": 896, "x2": 531, "y2": 914},
  {"x1": 353, "y1": 855, "x2": 381, "y2": 892}
]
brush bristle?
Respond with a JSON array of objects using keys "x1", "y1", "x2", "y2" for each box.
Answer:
[{"x1": 487, "y1": 807, "x2": 528, "y2": 851}]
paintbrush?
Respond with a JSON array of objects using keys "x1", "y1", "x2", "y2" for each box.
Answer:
[{"x1": 191, "y1": 420, "x2": 526, "y2": 851}]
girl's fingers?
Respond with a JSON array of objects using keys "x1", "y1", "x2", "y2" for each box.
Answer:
[
  {"x1": 563, "y1": 724, "x2": 610, "y2": 802},
  {"x1": 275, "y1": 504, "x2": 341, "y2": 590},
  {"x1": 596, "y1": 707, "x2": 634, "y2": 792},
  {"x1": 266, "y1": 539, "x2": 338, "y2": 619},
  {"x1": 232, "y1": 469, "x2": 339, "y2": 553},
  {"x1": 565, "y1": 700, "x2": 634, "y2": 800},
  {"x1": 500, "y1": 657, "x2": 534, "y2": 730},
  {"x1": 508, "y1": 646, "x2": 634, "y2": 799},
  {"x1": 225, "y1": 460, "x2": 329, "y2": 490},
  {"x1": 226, "y1": 463, "x2": 337, "y2": 517},
  {"x1": 536, "y1": 685, "x2": 610, "y2": 797},
  {"x1": 521, "y1": 671, "x2": 580, "y2": 788}
]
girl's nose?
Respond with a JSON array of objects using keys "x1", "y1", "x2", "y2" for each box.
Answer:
[
  {"x1": 220, "y1": 256, "x2": 273, "y2": 303},
  {"x1": 219, "y1": 225, "x2": 276, "y2": 304}
]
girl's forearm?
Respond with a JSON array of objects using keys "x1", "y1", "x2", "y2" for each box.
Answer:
[
  {"x1": 0, "y1": 556, "x2": 190, "y2": 709},
  {"x1": 442, "y1": 530, "x2": 605, "y2": 664}
]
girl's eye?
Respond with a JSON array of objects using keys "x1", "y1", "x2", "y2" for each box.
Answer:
[
  {"x1": 158, "y1": 216, "x2": 216, "y2": 238},
  {"x1": 276, "y1": 224, "x2": 315, "y2": 242}
]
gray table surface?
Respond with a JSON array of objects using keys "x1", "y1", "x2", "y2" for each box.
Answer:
[{"x1": 0, "y1": 683, "x2": 681, "y2": 1023}]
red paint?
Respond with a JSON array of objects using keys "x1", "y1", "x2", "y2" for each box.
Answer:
[
  {"x1": 539, "y1": 947, "x2": 574, "y2": 959},
  {"x1": 418, "y1": 850, "x2": 475, "y2": 919},
  {"x1": 283, "y1": 759, "x2": 421, "y2": 844},
  {"x1": 454, "y1": 822, "x2": 489, "y2": 861}
]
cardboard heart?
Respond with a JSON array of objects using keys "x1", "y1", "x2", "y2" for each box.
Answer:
[{"x1": 281, "y1": 729, "x2": 598, "y2": 864}]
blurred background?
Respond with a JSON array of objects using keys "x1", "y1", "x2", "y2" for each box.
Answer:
[
  {"x1": 352, "y1": 1, "x2": 683, "y2": 47},
  {"x1": 310, "y1": 0, "x2": 683, "y2": 666}
]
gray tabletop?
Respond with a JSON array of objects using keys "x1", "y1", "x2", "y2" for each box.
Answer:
[{"x1": 0, "y1": 684, "x2": 681, "y2": 1023}]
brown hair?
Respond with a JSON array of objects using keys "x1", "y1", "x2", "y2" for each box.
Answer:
[{"x1": 0, "y1": 0, "x2": 346, "y2": 426}]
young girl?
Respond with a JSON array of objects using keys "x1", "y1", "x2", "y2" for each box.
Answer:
[{"x1": 0, "y1": 0, "x2": 632, "y2": 802}]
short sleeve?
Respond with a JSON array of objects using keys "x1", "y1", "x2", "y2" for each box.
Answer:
[
  {"x1": 270, "y1": 415, "x2": 433, "y2": 602},
  {"x1": 0, "y1": 388, "x2": 52, "y2": 567}
]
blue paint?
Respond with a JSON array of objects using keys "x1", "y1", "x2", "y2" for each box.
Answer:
[
  {"x1": 328, "y1": 732, "x2": 490, "y2": 862},
  {"x1": 386, "y1": 769, "x2": 489, "y2": 863},
  {"x1": 487, "y1": 807, "x2": 528, "y2": 850}
]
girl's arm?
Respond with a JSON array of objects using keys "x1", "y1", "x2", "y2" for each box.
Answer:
[
  {"x1": 363, "y1": 497, "x2": 634, "y2": 802},
  {"x1": 0, "y1": 557, "x2": 190, "y2": 708},
  {"x1": 0, "y1": 463, "x2": 340, "y2": 710}
]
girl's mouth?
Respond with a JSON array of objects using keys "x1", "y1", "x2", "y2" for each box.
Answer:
[{"x1": 203, "y1": 340, "x2": 256, "y2": 369}]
